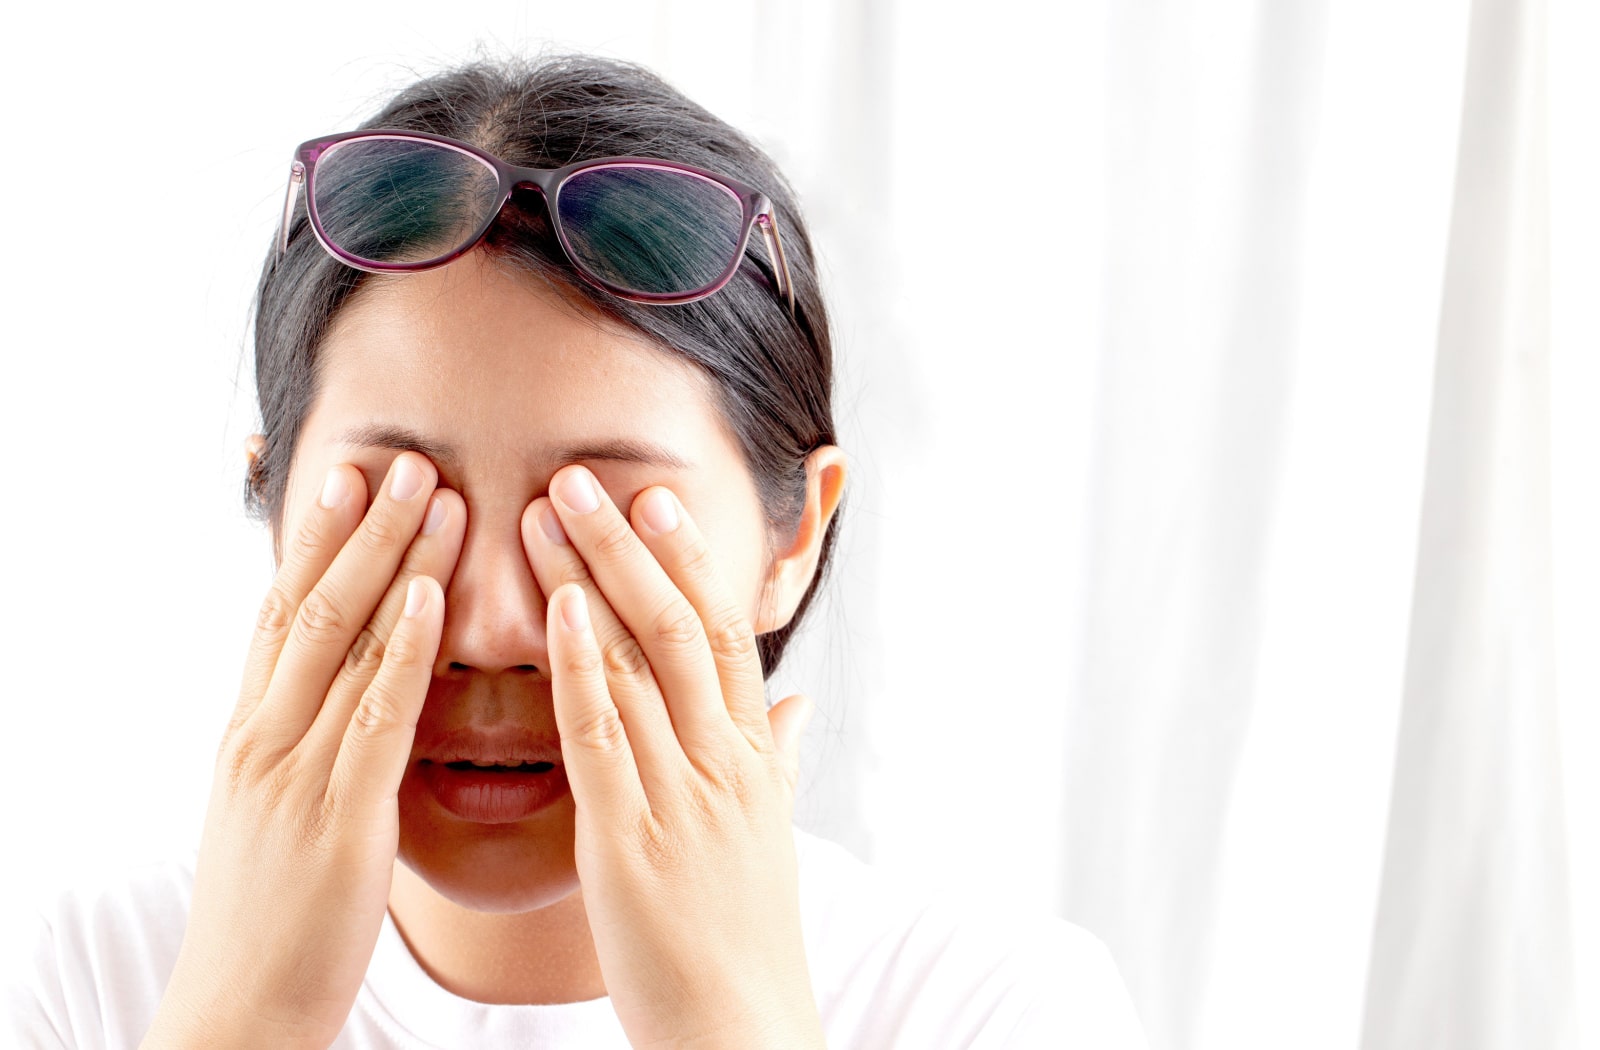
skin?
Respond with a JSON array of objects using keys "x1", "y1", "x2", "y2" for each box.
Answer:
[{"x1": 143, "y1": 253, "x2": 846, "y2": 1049}]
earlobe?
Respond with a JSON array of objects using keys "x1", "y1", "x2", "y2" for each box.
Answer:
[
  {"x1": 244, "y1": 434, "x2": 268, "y2": 499},
  {"x1": 244, "y1": 433, "x2": 283, "y2": 565},
  {"x1": 754, "y1": 446, "x2": 848, "y2": 634}
]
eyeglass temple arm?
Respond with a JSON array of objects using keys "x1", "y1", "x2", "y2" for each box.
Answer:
[
  {"x1": 275, "y1": 162, "x2": 307, "y2": 259},
  {"x1": 756, "y1": 213, "x2": 796, "y2": 319}
]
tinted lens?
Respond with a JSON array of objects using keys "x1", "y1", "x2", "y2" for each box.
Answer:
[
  {"x1": 310, "y1": 137, "x2": 500, "y2": 266},
  {"x1": 555, "y1": 165, "x2": 745, "y2": 297}
]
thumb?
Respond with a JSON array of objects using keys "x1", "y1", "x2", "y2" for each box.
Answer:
[{"x1": 766, "y1": 693, "x2": 814, "y2": 791}]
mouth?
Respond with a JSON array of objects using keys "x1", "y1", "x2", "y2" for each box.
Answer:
[
  {"x1": 439, "y1": 759, "x2": 557, "y2": 774},
  {"x1": 418, "y1": 758, "x2": 570, "y2": 824}
]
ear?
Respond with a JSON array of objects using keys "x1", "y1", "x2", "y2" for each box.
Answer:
[
  {"x1": 754, "y1": 446, "x2": 848, "y2": 633},
  {"x1": 245, "y1": 433, "x2": 282, "y2": 564}
]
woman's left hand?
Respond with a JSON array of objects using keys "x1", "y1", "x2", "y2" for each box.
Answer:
[{"x1": 520, "y1": 465, "x2": 825, "y2": 1050}]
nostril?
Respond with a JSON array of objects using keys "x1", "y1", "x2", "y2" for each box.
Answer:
[{"x1": 514, "y1": 664, "x2": 541, "y2": 674}]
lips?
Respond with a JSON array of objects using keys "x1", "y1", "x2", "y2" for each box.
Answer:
[
  {"x1": 414, "y1": 726, "x2": 569, "y2": 824},
  {"x1": 419, "y1": 759, "x2": 569, "y2": 824}
]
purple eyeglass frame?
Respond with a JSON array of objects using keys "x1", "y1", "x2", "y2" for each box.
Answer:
[{"x1": 276, "y1": 128, "x2": 795, "y2": 316}]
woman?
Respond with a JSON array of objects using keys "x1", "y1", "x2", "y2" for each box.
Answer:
[{"x1": 7, "y1": 55, "x2": 1146, "y2": 1048}]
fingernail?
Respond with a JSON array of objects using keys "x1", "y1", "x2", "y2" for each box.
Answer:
[
  {"x1": 639, "y1": 489, "x2": 678, "y2": 534},
  {"x1": 539, "y1": 503, "x2": 568, "y2": 545},
  {"x1": 391, "y1": 457, "x2": 424, "y2": 501},
  {"x1": 404, "y1": 577, "x2": 428, "y2": 618},
  {"x1": 319, "y1": 467, "x2": 350, "y2": 509},
  {"x1": 560, "y1": 588, "x2": 589, "y2": 632},
  {"x1": 556, "y1": 468, "x2": 599, "y2": 514},
  {"x1": 422, "y1": 495, "x2": 447, "y2": 536}
]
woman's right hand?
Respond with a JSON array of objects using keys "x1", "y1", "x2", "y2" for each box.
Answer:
[{"x1": 143, "y1": 452, "x2": 464, "y2": 1050}]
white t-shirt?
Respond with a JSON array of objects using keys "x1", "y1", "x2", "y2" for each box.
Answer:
[{"x1": 6, "y1": 830, "x2": 1147, "y2": 1048}]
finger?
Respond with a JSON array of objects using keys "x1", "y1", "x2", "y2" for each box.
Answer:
[
  {"x1": 247, "y1": 453, "x2": 438, "y2": 748},
  {"x1": 522, "y1": 495, "x2": 687, "y2": 787},
  {"x1": 546, "y1": 584, "x2": 649, "y2": 821},
  {"x1": 544, "y1": 466, "x2": 731, "y2": 754},
  {"x1": 228, "y1": 464, "x2": 367, "y2": 738},
  {"x1": 301, "y1": 487, "x2": 466, "y2": 765},
  {"x1": 766, "y1": 693, "x2": 813, "y2": 796},
  {"x1": 326, "y1": 575, "x2": 444, "y2": 816},
  {"x1": 630, "y1": 486, "x2": 772, "y2": 750}
]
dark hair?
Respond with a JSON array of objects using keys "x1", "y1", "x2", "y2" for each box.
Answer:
[{"x1": 246, "y1": 55, "x2": 839, "y2": 674}]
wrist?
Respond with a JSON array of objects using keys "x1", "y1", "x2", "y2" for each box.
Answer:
[
  {"x1": 143, "y1": 978, "x2": 331, "y2": 1050},
  {"x1": 143, "y1": 1014, "x2": 329, "y2": 1050},
  {"x1": 141, "y1": 1010, "x2": 259, "y2": 1050},
  {"x1": 668, "y1": 1001, "x2": 826, "y2": 1050}
]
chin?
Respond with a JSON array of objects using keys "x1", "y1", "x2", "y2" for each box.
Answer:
[{"x1": 395, "y1": 789, "x2": 582, "y2": 913}]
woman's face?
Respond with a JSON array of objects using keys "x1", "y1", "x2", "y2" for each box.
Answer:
[{"x1": 273, "y1": 254, "x2": 776, "y2": 913}]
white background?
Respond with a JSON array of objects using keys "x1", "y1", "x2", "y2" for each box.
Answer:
[{"x1": 2, "y1": 2, "x2": 1596, "y2": 1048}]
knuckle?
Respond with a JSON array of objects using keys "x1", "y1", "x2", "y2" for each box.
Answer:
[
  {"x1": 702, "y1": 755, "x2": 760, "y2": 810},
  {"x1": 299, "y1": 798, "x2": 335, "y2": 851},
  {"x1": 215, "y1": 731, "x2": 293, "y2": 796},
  {"x1": 706, "y1": 612, "x2": 758, "y2": 662},
  {"x1": 260, "y1": 757, "x2": 305, "y2": 812},
  {"x1": 602, "y1": 636, "x2": 653, "y2": 682},
  {"x1": 651, "y1": 604, "x2": 706, "y2": 653},
  {"x1": 215, "y1": 733, "x2": 258, "y2": 789},
  {"x1": 683, "y1": 778, "x2": 723, "y2": 824},
  {"x1": 343, "y1": 627, "x2": 386, "y2": 678},
  {"x1": 569, "y1": 702, "x2": 630, "y2": 755},
  {"x1": 633, "y1": 812, "x2": 683, "y2": 869},
  {"x1": 254, "y1": 589, "x2": 296, "y2": 640},
  {"x1": 285, "y1": 515, "x2": 335, "y2": 567},
  {"x1": 321, "y1": 764, "x2": 389, "y2": 831},
  {"x1": 396, "y1": 538, "x2": 432, "y2": 576},
  {"x1": 677, "y1": 539, "x2": 721, "y2": 585},
  {"x1": 592, "y1": 517, "x2": 639, "y2": 561},
  {"x1": 354, "y1": 513, "x2": 403, "y2": 557},
  {"x1": 295, "y1": 589, "x2": 352, "y2": 646},
  {"x1": 353, "y1": 682, "x2": 412, "y2": 737},
  {"x1": 554, "y1": 559, "x2": 594, "y2": 589},
  {"x1": 222, "y1": 709, "x2": 251, "y2": 742},
  {"x1": 563, "y1": 643, "x2": 607, "y2": 680},
  {"x1": 383, "y1": 626, "x2": 425, "y2": 668}
]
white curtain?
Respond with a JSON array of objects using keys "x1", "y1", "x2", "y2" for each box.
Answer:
[
  {"x1": 3, "y1": 2, "x2": 1593, "y2": 1048},
  {"x1": 783, "y1": 1, "x2": 1593, "y2": 1048},
  {"x1": 1361, "y1": 0, "x2": 1575, "y2": 1045}
]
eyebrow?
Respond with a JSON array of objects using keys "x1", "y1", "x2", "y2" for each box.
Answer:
[{"x1": 335, "y1": 423, "x2": 694, "y2": 472}]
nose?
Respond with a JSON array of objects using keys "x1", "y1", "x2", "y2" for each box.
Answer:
[{"x1": 434, "y1": 512, "x2": 549, "y2": 676}]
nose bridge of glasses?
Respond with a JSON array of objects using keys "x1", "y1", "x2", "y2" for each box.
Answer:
[
  {"x1": 496, "y1": 164, "x2": 564, "y2": 235},
  {"x1": 505, "y1": 162, "x2": 562, "y2": 199}
]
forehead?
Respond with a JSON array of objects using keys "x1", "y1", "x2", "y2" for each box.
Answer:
[{"x1": 300, "y1": 255, "x2": 725, "y2": 479}]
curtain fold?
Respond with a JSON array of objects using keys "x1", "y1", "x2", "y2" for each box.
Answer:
[
  {"x1": 1360, "y1": 0, "x2": 1576, "y2": 1045},
  {"x1": 1044, "y1": 1, "x2": 1581, "y2": 1046},
  {"x1": 1059, "y1": 6, "x2": 1330, "y2": 1048}
]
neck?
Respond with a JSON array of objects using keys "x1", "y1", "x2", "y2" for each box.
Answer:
[{"x1": 386, "y1": 863, "x2": 606, "y2": 1005}]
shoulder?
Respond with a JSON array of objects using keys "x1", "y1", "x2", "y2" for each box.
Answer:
[
  {"x1": 3, "y1": 856, "x2": 195, "y2": 1050},
  {"x1": 793, "y1": 829, "x2": 1147, "y2": 1049}
]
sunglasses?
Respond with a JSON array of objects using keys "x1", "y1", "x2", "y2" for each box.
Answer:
[{"x1": 277, "y1": 129, "x2": 795, "y2": 315}]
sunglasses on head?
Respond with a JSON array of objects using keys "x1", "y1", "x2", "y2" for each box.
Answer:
[{"x1": 276, "y1": 129, "x2": 795, "y2": 316}]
